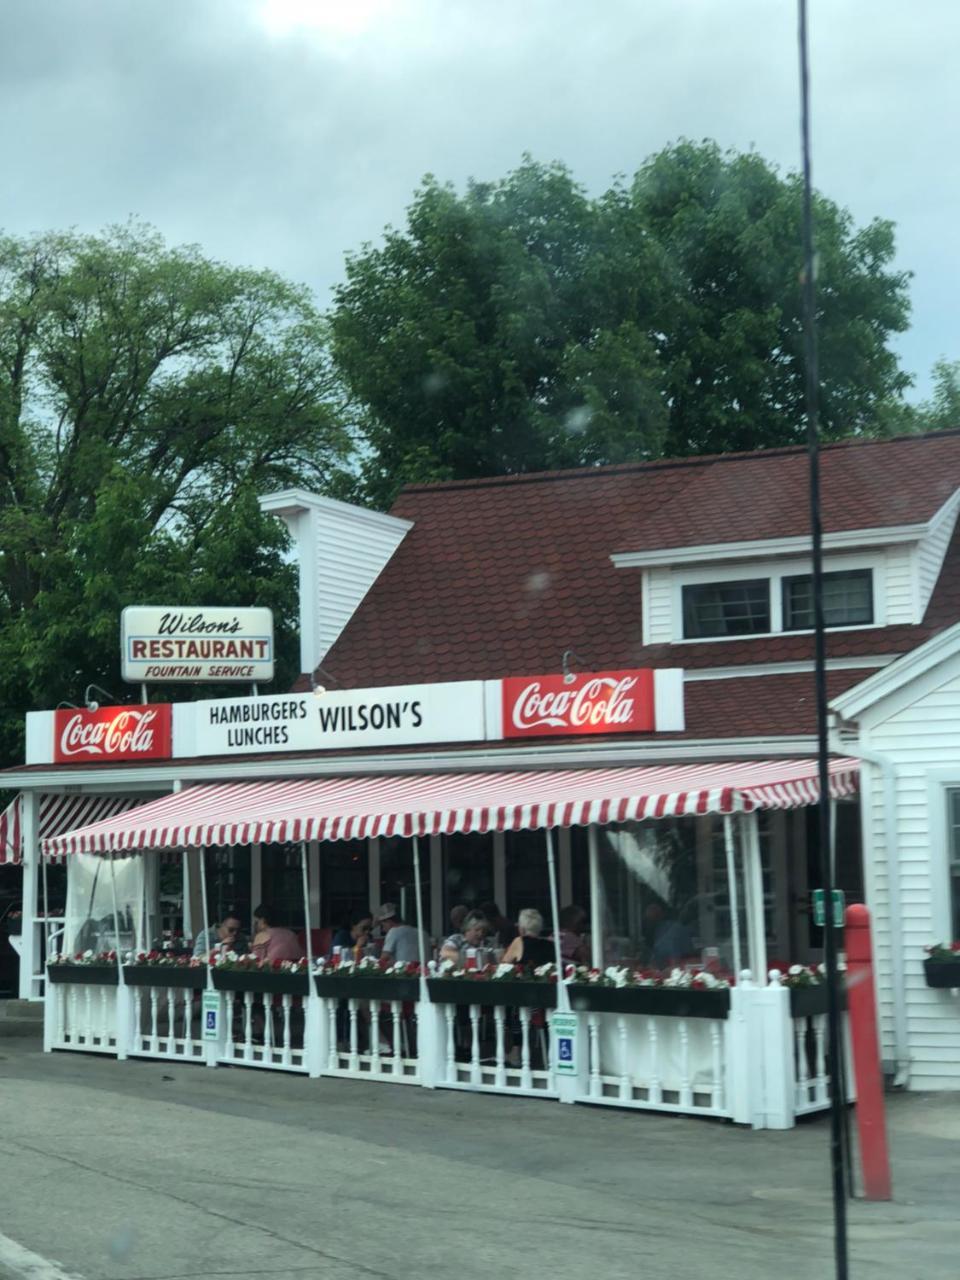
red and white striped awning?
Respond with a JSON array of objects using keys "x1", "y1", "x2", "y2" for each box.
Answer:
[
  {"x1": 42, "y1": 758, "x2": 860, "y2": 857},
  {"x1": 0, "y1": 794, "x2": 153, "y2": 865}
]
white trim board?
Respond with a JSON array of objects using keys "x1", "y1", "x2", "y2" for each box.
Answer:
[
  {"x1": 610, "y1": 488, "x2": 960, "y2": 569},
  {"x1": 1, "y1": 734, "x2": 820, "y2": 791},
  {"x1": 832, "y1": 621, "x2": 960, "y2": 722}
]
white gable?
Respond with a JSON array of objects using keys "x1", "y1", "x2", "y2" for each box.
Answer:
[{"x1": 259, "y1": 489, "x2": 412, "y2": 674}]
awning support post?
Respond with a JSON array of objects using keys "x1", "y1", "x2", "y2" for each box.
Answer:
[
  {"x1": 413, "y1": 832, "x2": 442, "y2": 1088},
  {"x1": 108, "y1": 852, "x2": 129, "y2": 1060},
  {"x1": 545, "y1": 828, "x2": 569, "y2": 1013},
  {"x1": 198, "y1": 846, "x2": 212, "y2": 991},
  {"x1": 588, "y1": 824, "x2": 603, "y2": 972},
  {"x1": 300, "y1": 841, "x2": 323, "y2": 1078},
  {"x1": 19, "y1": 791, "x2": 39, "y2": 999},
  {"x1": 722, "y1": 814, "x2": 743, "y2": 979},
  {"x1": 742, "y1": 812, "x2": 768, "y2": 983}
]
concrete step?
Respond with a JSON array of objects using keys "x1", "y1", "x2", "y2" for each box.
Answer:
[
  {"x1": 0, "y1": 1017, "x2": 42, "y2": 1038},
  {"x1": 0, "y1": 999, "x2": 43, "y2": 1020}
]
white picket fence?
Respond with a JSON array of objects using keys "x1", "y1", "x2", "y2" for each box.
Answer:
[{"x1": 42, "y1": 971, "x2": 850, "y2": 1129}]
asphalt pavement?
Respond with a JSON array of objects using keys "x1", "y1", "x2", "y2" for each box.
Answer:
[{"x1": 0, "y1": 1029, "x2": 957, "y2": 1280}]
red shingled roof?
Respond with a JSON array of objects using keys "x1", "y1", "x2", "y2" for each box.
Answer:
[{"x1": 315, "y1": 432, "x2": 960, "y2": 707}]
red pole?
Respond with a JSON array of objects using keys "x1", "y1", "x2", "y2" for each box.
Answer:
[{"x1": 845, "y1": 903, "x2": 892, "y2": 1200}]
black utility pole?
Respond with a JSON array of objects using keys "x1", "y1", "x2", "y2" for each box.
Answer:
[{"x1": 797, "y1": 3, "x2": 850, "y2": 1278}]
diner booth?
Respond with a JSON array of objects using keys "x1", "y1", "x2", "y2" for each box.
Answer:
[{"x1": 39, "y1": 758, "x2": 857, "y2": 1130}]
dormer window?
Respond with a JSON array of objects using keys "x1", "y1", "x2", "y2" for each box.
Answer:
[
  {"x1": 676, "y1": 560, "x2": 881, "y2": 641},
  {"x1": 782, "y1": 568, "x2": 874, "y2": 631},
  {"x1": 682, "y1": 579, "x2": 770, "y2": 639}
]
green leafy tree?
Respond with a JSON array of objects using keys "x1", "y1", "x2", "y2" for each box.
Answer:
[
  {"x1": 632, "y1": 141, "x2": 912, "y2": 456},
  {"x1": 332, "y1": 159, "x2": 670, "y2": 505},
  {"x1": 0, "y1": 223, "x2": 349, "y2": 762},
  {"x1": 916, "y1": 358, "x2": 960, "y2": 431},
  {"x1": 332, "y1": 144, "x2": 913, "y2": 504}
]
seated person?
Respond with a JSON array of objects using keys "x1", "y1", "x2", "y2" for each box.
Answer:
[
  {"x1": 499, "y1": 907, "x2": 556, "y2": 969},
  {"x1": 193, "y1": 910, "x2": 247, "y2": 957},
  {"x1": 250, "y1": 903, "x2": 305, "y2": 963},
  {"x1": 645, "y1": 902, "x2": 695, "y2": 969},
  {"x1": 440, "y1": 911, "x2": 488, "y2": 964},
  {"x1": 557, "y1": 904, "x2": 589, "y2": 964},
  {"x1": 376, "y1": 903, "x2": 429, "y2": 966},
  {"x1": 331, "y1": 913, "x2": 372, "y2": 961},
  {"x1": 479, "y1": 901, "x2": 518, "y2": 948}
]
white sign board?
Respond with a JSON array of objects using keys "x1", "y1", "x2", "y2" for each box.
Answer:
[
  {"x1": 175, "y1": 680, "x2": 487, "y2": 758},
  {"x1": 552, "y1": 1012, "x2": 578, "y2": 1074},
  {"x1": 201, "y1": 991, "x2": 220, "y2": 1041},
  {"x1": 121, "y1": 607, "x2": 275, "y2": 684}
]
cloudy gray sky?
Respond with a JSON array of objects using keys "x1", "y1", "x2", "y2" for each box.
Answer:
[{"x1": 2, "y1": 0, "x2": 956, "y2": 398}]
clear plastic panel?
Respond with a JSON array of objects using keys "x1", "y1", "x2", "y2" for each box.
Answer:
[{"x1": 65, "y1": 852, "x2": 144, "y2": 956}]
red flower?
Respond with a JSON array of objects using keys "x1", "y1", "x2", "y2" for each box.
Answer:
[{"x1": 271, "y1": 958, "x2": 282, "y2": 971}]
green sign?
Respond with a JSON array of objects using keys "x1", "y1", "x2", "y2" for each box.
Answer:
[
  {"x1": 552, "y1": 1012, "x2": 578, "y2": 1074},
  {"x1": 812, "y1": 888, "x2": 845, "y2": 929},
  {"x1": 201, "y1": 991, "x2": 220, "y2": 1042}
]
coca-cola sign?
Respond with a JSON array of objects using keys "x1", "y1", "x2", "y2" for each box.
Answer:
[
  {"x1": 502, "y1": 669, "x2": 678, "y2": 739},
  {"x1": 53, "y1": 705, "x2": 173, "y2": 763}
]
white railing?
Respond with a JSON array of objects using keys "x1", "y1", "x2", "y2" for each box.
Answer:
[
  {"x1": 41, "y1": 969, "x2": 854, "y2": 1129},
  {"x1": 217, "y1": 989, "x2": 308, "y2": 1073},
  {"x1": 45, "y1": 979, "x2": 120, "y2": 1055},
  {"x1": 579, "y1": 1012, "x2": 728, "y2": 1116},
  {"x1": 130, "y1": 984, "x2": 205, "y2": 1063},
  {"x1": 434, "y1": 1001, "x2": 556, "y2": 1097},
  {"x1": 319, "y1": 996, "x2": 420, "y2": 1084}
]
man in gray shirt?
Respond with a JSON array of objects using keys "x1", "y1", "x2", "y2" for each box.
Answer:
[{"x1": 375, "y1": 903, "x2": 429, "y2": 966}]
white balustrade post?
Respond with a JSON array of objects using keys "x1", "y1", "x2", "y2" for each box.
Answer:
[
  {"x1": 304, "y1": 993, "x2": 324, "y2": 1078},
  {"x1": 114, "y1": 983, "x2": 133, "y2": 1061},
  {"x1": 725, "y1": 971, "x2": 765, "y2": 1128},
  {"x1": 416, "y1": 996, "x2": 443, "y2": 1089},
  {"x1": 755, "y1": 971, "x2": 796, "y2": 1130},
  {"x1": 42, "y1": 983, "x2": 57, "y2": 1052}
]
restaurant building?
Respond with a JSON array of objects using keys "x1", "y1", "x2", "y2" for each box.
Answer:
[{"x1": 2, "y1": 430, "x2": 959, "y2": 1112}]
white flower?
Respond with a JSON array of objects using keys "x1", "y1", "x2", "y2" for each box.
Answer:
[
  {"x1": 494, "y1": 963, "x2": 515, "y2": 979},
  {"x1": 788, "y1": 964, "x2": 804, "y2": 976},
  {"x1": 438, "y1": 958, "x2": 455, "y2": 974},
  {"x1": 83, "y1": 949, "x2": 93, "y2": 960}
]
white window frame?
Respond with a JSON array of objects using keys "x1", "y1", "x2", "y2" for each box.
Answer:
[
  {"x1": 926, "y1": 774, "x2": 960, "y2": 943},
  {"x1": 671, "y1": 553, "x2": 886, "y2": 643},
  {"x1": 945, "y1": 787, "x2": 960, "y2": 939}
]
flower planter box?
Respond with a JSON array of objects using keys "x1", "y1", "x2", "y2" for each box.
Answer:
[
  {"x1": 123, "y1": 965, "x2": 207, "y2": 990},
  {"x1": 212, "y1": 969, "x2": 309, "y2": 997},
  {"x1": 427, "y1": 978, "x2": 557, "y2": 1009},
  {"x1": 46, "y1": 965, "x2": 118, "y2": 986},
  {"x1": 788, "y1": 983, "x2": 847, "y2": 1018},
  {"x1": 314, "y1": 975, "x2": 421, "y2": 1003},
  {"x1": 923, "y1": 958, "x2": 960, "y2": 989},
  {"x1": 567, "y1": 983, "x2": 730, "y2": 1020}
]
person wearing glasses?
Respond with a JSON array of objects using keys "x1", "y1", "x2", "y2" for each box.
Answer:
[{"x1": 193, "y1": 910, "x2": 247, "y2": 958}]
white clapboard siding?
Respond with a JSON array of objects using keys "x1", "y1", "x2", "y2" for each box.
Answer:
[
  {"x1": 644, "y1": 567, "x2": 674, "y2": 644},
  {"x1": 860, "y1": 671, "x2": 960, "y2": 1087},
  {"x1": 917, "y1": 490, "x2": 960, "y2": 620},
  {"x1": 260, "y1": 490, "x2": 412, "y2": 671},
  {"x1": 883, "y1": 544, "x2": 918, "y2": 624}
]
